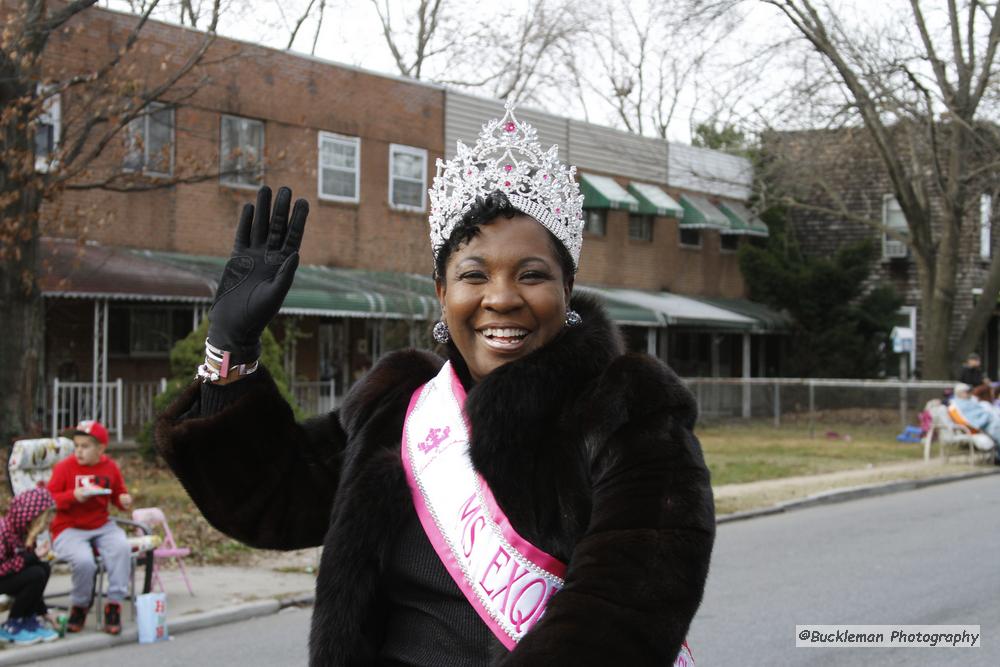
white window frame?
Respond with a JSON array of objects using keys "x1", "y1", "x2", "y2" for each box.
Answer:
[
  {"x1": 583, "y1": 209, "x2": 607, "y2": 237},
  {"x1": 628, "y1": 214, "x2": 654, "y2": 242},
  {"x1": 388, "y1": 143, "x2": 427, "y2": 212},
  {"x1": 123, "y1": 102, "x2": 175, "y2": 177},
  {"x1": 881, "y1": 194, "x2": 909, "y2": 259},
  {"x1": 317, "y1": 131, "x2": 360, "y2": 203},
  {"x1": 719, "y1": 233, "x2": 740, "y2": 252},
  {"x1": 981, "y1": 194, "x2": 992, "y2": 261},
  {"x1": 219, "y1": 114, "x2": 265, "y2": 189},
  {"x1": 34, "y1": 87, "x2": 61, "y2": 173},
  {"x1": 679, "y1": 227, "x2": 702, "y2": 248},
  {"x1": 898, "y1": 305, "x2": 917, "y2": 373}
]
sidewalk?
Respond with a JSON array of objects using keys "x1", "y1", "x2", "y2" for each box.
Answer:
[
  {"x1": 1, "y1": 459, "x2": 996, "y2": 664},
  {"x1": 0, "y1": 561, "x2": 317, "y2": 665},
  {"x1": 715, "y1": 456, "x2": 999, "y2": 520}
]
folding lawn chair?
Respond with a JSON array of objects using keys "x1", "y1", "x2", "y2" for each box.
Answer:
[
  {"x1": 132, "y1": 507, "x2": 194, "y2": 596},
  {"x1": 5, "y1": 437, "x2": 155, "y2": 626}
]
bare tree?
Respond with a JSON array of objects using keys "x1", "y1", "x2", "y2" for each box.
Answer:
[
  {"x1": 580, "y1": 0, "x2": 744, "y2": 138},
  {"x1": 738, "y1": 0, "x2": 1000, "y2": 379},
  {"x1": 370, "y1": 0, "x2": 453, "y2": 80},
  {"x1": 0, "y1": 0, "x2": 229, "y2": 444},
  {"x1": 368, "y1": 0, "x2": 586, "y2": 107}
]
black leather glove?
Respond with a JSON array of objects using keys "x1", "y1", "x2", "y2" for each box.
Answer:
[{"x1": 207, "y1": 186, "x2": 308, "y2": 364}]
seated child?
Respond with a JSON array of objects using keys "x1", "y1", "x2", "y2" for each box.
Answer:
[
  {"x1": 47, "y1": 420, "x2": 133, "y2": 635},
  {"x1": 0, "y1": 487, "x2": 60, "y2": 645}
]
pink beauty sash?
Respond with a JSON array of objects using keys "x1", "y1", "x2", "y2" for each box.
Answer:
[{"x1": 402, "y1": 361, "x2": 695, "y2": 664}]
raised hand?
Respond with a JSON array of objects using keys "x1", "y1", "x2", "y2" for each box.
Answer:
[{"x1": 207, "y1": 186, "x2": 308, "y2": 364}]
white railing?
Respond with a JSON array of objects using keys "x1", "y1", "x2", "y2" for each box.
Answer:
[
  {"x1": 291, "y1": 380, "x2": 339, "y2": 416},
  {"x1": 52, "y1": 379, "x2": 124, "y2": 442},
  {"x1": 123, "y1": 379, "x2": 168, "y2": 432}
]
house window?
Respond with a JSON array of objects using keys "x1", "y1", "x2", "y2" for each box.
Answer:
[
  {"x1": 109, "y1": 307, "x2": 192, "y2": 357},
  {"x1": 720, "y1": 234, "x2": 740, "y2": 251},
  {"x1": 220, "y1": 115, "x2": 264, "y2": 187},
  {"x1": 123, "y1": 102, "x2": 174, "y2": 175},
  {"x1": 389, "y1": 144, "x2": 427, "y2": 210},
  {"x1": 318, "y1": 132, "x2": 360, "y2": 202},
  {"x1": 981, "y1": 194, "x2": 992, "y2": 261},
  {"x1": 34, "y1": 88, "x2": 61, "y2": 172},
  {"x1": 882, "y1": 195, "x2": 908, "y2": 259},
  {"x1": 680, "y1": 228, "x2": 701, "y2": 247},
  {"x1": 628, "y1": 214, "x2": 653, "y2": 242},
  {"x1": 584, "y1": 209, "x2": 606, "y2": 236}
]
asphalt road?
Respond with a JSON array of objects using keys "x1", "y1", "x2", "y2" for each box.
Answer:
[
  {"x1": 687, "y1": 474, "x2": 1000, "y2": 666},
  {"x1": 30, "y1": 475, "x2": 999, "y2": 666},
  {"x1": 30, "y1": 606, "x2": 310, "y2": 666}
]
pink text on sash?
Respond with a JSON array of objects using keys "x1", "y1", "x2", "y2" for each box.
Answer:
[{"x1": 458, "y1": 493, "x2": 558, "y2": 634}]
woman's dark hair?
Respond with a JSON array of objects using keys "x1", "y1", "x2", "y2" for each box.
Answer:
[{"x1": 433, "y1": 190, "x2": 576, "y2": 285}]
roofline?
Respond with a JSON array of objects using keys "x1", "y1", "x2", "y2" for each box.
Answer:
[
  {"x1": 42, "y1": 291, "x2": 211, "y2": 303},
  {"x1": 92, "y1": 3, "x2": 445, "y2": 94}
]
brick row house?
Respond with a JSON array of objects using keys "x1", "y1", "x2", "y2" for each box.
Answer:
[
  {"x1": 26, "y1": 5, "x2": 786, "y2": 439},
  {"x1": 764, "y1": 127, "x2": 999, "y2": 380}
]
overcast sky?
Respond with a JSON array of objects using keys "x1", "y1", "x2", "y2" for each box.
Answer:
[{"x1": 98, "y1": 0, "x2": 962, "y2": 143}]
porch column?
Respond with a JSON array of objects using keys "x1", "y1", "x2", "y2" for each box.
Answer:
[
  {"x1": 91, "y1": 299, "x2": 109, "y2": 424},
  {"x1": 646, "y1": 328, "x2": 657, "y2": 356},
  {"x1": 742, "y1": 333, "x2": 751, "y2": 418}
]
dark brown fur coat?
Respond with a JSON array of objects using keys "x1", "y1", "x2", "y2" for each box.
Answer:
[{"x1": 156, "y1": 295, "x2": 714, "y2": 666}]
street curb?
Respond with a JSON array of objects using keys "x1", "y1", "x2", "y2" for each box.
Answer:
[
  {"x1": 0, "y1": 598, "x2": 297, "y2": 666},
  {"x1": 717, "y1": 466, "x2": 1000, "y2": 525}
]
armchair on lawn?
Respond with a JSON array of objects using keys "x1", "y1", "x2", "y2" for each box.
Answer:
[{"x1": 921, "y1": 403, "x2": 996, "y2": 464}]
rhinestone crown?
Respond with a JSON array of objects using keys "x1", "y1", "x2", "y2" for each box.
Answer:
[{"x1": 428, "y1": 102, "x2": 585, "y2": 267}]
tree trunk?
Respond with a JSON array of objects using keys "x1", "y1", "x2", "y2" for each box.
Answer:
[
  {"x1": 0, "y1": 48, "x2": 44, "y2": 446},
  {"x1": 919, "y1": 208, "x2": 961, "y2": 380},
  {"x1": 0, "y1": 238, "x2": 44, "y2": 446},
  {"x1": 921, "y1": 290, "x2": 956, "y2": 380}
]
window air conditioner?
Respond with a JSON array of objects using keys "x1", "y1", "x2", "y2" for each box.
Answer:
[{"x1": 884, "y1": 238, "x2": 909, "y2": 258}]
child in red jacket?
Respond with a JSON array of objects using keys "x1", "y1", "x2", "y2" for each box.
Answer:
[{"x1": 47, "y1": 420, "x2": 133, "y2": 635}]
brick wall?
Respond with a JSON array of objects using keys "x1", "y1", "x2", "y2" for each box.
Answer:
[
  {"x1": 34, "y1": 4, "x2": 444, "y2": 274},
  {"x1": 31, "y1": 5, "x2": 750, "y2": 297},
  {"x1": 764, "y1": 127, "x2": 995, "y2": 371},
  {"x1": 574, "y1": 173, "x2": 746, "y2": 297}
]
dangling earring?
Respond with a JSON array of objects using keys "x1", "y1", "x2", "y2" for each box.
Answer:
[
  {"x1": 565, "y1": 310, "x2": 582, "y2": 327},
  {"x1": 433, "y1": 320, "x2": 451, "y2": 344}
]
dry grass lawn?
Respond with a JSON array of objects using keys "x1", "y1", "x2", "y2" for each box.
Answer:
[
  {"x1": 698, "y1": 420, "x2": 925, "y2": 486},
  {"x1": 10, "y1": 418, "x2": 955, "y2": 565}
]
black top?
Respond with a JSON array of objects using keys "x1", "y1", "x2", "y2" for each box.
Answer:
[
  {"x1": 959, "y1": 366, "x2": 984, "y2": 387},
  {"x1": 377, "y1": 508, "x2": 500, "y2": 666}
]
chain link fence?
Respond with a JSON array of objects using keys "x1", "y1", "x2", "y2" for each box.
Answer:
[{"x1": 682, "y1": 378, "x2": 955, "y2": 433}]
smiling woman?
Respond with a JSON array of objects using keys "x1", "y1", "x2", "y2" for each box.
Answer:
[
  {"x1": 155, "y1": 104, "x2": 714, "y2": 667},
  {"x1": 435, "y1": 209, "x2": 573, "y2": 382}
]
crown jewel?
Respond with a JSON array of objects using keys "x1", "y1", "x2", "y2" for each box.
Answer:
[{"x1": 429, "y1": 102, "x2": 585, "y2": 267}]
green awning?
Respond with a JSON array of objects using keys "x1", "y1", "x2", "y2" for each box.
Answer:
[
  {"x1": 576, "y1": 286, "x2": 664, "y2": 326},
  {"x1": 142, "y1": 251, "x2": 440, "y2": 319},
  {"x1": 718, "y1": 201, "x2": 769, "y2": 237},
  {"x1": 691, "y1": 296, "x2": 790, "y2": 332},
  {"x1": 628, "y1": 183, "x2": 683, "y2": 217},
  {"x1": 583, "y1": 286, "x2": 764, "y2": 330},
  {"x1": 579, "y1": 173, "x2": 639, "y2": 212},
  {"x1": 43, "y1": 242, "x2": 669, "y2": 327},
  {"x1": 679, "y1": 194, "x2": 729, "y2": 229}
]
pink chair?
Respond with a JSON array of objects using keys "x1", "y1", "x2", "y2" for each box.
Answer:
[{"x1": 131, "y1": 507, "x2": 194, "y2": 596}]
